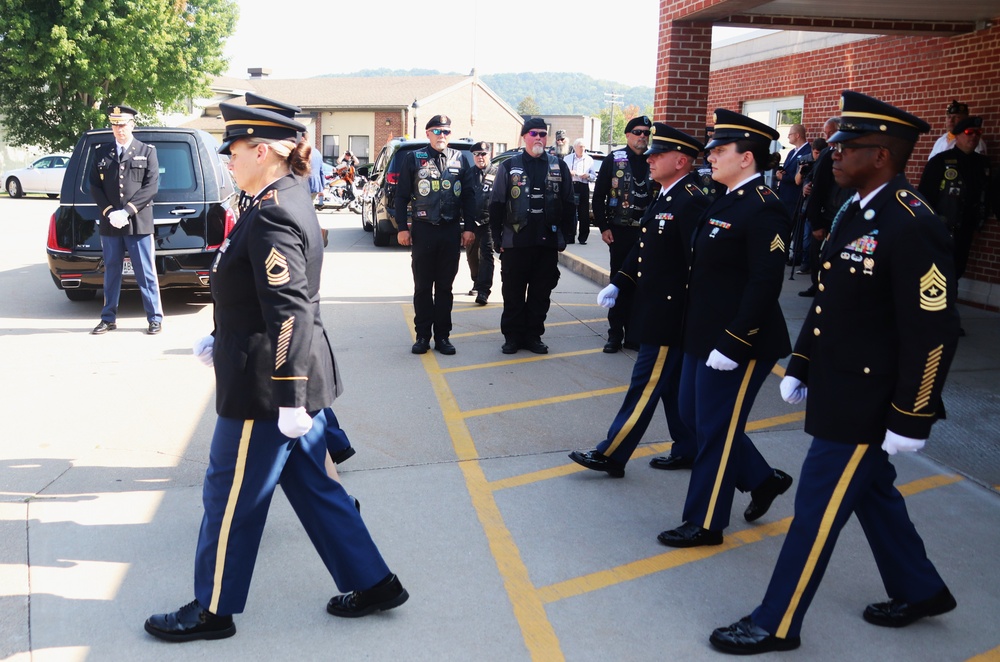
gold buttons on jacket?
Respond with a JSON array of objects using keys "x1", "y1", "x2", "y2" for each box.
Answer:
[
  {"x1": 638, "y1": 257, "x2": 643, "y2": 263},
  {"x1": 813, "y1": 328, "x2": 821, "y2": 336},
  {"x1": 863, "y1": 367, "x2": 871, "y2": 374},
  {"x1": 642, "y1": 227, "x2": 647, "y2": 233},
  {"x1": 637, "y1": 272, "x2": 642, "y2": 278},
  {"x1": 823, "y1": 261, "x2": 831, "y2": 270},
  {"x1": 819, "y1": 283, "x2": 825, "y2": 292},
  {"x1": 815, "y1": 306, "x2": 821, "y2": 314}
]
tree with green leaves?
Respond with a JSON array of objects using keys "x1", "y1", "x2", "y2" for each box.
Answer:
[
  {"x1": 516, "y1": 96, "x2": 540, "y2": 116},
  {"x1": 0, "y1": 0, "x2": 239, "y2": 152}
]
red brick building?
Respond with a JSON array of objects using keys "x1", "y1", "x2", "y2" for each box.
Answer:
[{"x1": 654, "y1": 1, "x2": 1000, "y2": 307}]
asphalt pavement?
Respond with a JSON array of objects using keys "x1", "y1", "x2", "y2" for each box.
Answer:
[{"x1": 2, "y1": 205, "x2": 998, "y2": 662}]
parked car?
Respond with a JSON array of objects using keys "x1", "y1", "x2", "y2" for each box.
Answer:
[
  {"x1": 46, "y1": 127, "x2": 236, "y2": 301},
  {"x1": 358, "y1": 137, "x2": 475, "y2": 247},
  {"x1": 3, "y1": 153, "x2": 70, "y2": 198}
]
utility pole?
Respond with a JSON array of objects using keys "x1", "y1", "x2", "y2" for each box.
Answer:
[{"x1": 604, "y1": 92, "x2": 622, "y2": 153}]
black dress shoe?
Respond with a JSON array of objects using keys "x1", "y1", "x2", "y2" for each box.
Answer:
[
  {"x1": 798, "y1": 287, "x2": 817, "y2": 297},
  {"x1": 568, "y1": 450, "x2": 625, "y2": 478},
  {"x1": 475, "y1": 293, "x2": 488, "y2": 305},
  {"x1": 744, "y1": 469, "x2": 793, "y2": 522},
  {"x1": 501, "y1": 339, "x2": 519, "y2": 354},
  {"x1": 649, "y1": 454, "x2": 694, "y2": 470},
  {"x1": 91, "y1": 320, "x2": 117, "y2": 335},
  {"x1": 435, "y1": 338, "x2": 456, "y2": 355},
  {"x1": 578, "y1": 240, "x2": 587, "y2": 245},
  {"x1": 603, "y1": 340, "x2": 621, "y2": 353},
  {"x1": 144, "y1": 599, "x2": 236, "y2": 642},
  {"x1": 411, "y1": 337, "x2": 430, "y2": 354},
  {"x1": 328, "y1": 447, "x2": 356, "y2": 465},
  {"x1": 657, "y1": 521, "x2": 723, "y2": 548},
  {"x1": 710, "y1": 616, "x2": 801, "y2": 655},
  {"x1": 147, "y1": 321, "x2": 162, "y2": 335},
  {"x1": 327, "y1": 573, "x2": 409, "y2": 618},
  {"x1": 522, "y1": 338, "x2": 548, "y2": 354},
  {"x1": 863, "y1": 586, "x2": 956, "y2": 628}
]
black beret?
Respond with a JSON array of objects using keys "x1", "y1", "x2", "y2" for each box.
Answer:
[
  {"x1": 829, "y1": 90, "x2": 930, "y2": 144},
  {"x1": 706, "y1": 108, "x2": 779, "y2": 150},
  {"x1": 521, "y1": 117, "x2": 547, "y2": 135},
  {"x1": 218, "y1": 102, "x2": 306, "y2": 155},
  {"x1": 625, "y1": 116, "x2": 652, "y2": 133},
  {"x1": 425, "y1": 114, "x2": 451, "y2": 129},
  {"x1": 953, "y1": 116, "x2": 983, "y2": 134},
  {"x1": 245, "y1": 93, "x2": 300, "y2": 119},
  {"x1": 107, "y1": 105, "x2": 138, "y2": 124},
  {"x1": 645, "y1": 122, "x2": 704, "y2": 158}
]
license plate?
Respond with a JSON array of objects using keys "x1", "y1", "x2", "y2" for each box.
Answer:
[{"x1": 122, "y1": 257, "x2": 134, "y2": 276}]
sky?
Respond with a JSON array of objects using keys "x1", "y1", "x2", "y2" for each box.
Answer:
[{"x1": 221, "y1": 0, "x2": 751, "y2": 89}]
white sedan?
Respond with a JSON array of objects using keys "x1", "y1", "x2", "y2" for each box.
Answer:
[{"x1": 3, "y1": 154, "x2": 71, "y2": 198}]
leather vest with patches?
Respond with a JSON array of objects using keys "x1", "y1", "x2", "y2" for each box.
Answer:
[
  {"x1": 410, "y1": 148, "x2": 463, "y2": 223},
  {"x1": 505, "y1": 153, "x2": 563, "y2": 231}
]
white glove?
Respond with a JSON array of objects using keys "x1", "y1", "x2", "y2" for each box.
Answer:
[
  {"x1": 108, "y1": 209, "x2": 130, "y2": 228},
  {"x1": 881, "y1": 430, "x2": 926, "y2": 455},
  {"x1": 597, "y1": 284, "x2": 620, "y2": 309},
  {"x1": 706, "y1": 349, "x2": 738, "y2": 371},
  {"x1": 192, "y1": 335, "x2": 214, "y2": 367},
  {"x1": 779, "y1": 375, "x2": 807, "y2": 404},
  {"x1": 278, "y1": 406, "x2": 313, "y2": 438}
]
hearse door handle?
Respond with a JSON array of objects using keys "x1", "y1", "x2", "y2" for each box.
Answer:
[{"x1": 169, "y1": 207, "x2": 197, "y2": 215}]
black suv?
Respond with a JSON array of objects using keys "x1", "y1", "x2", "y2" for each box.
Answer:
[
  {"x1": 358, "y1": 137, "x2": 474, "y2": 247},
  {"x1": 46, "y1": 127, "x2": 236, "y2": 301}
]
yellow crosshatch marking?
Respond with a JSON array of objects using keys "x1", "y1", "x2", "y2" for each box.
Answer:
[{"x1": 400, "y1": 304, "x2": 964, "y2": 660}]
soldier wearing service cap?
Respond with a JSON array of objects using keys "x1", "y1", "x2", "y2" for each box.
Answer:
[
  {"x1": 568, "y1": 122, "x2": 708, "y2": 478},
  {"x1": 394, "y1": 114, "x2": 478, "y2": 356},
  {"x1": 592, "y1": 114, "x2": 655, "y2": 352},
  {"x1": 658, "y1": 108, "x2": 793, "y2": 550},
  {"x1": 145, "y1": 96, "x2": 407, "y2": 643},
  {"x1": 711, "y1": 91, "x2": 960, "y2": 655},
  {"x1": 88, "y1": 104, "x2": 163, "y2": 335}
]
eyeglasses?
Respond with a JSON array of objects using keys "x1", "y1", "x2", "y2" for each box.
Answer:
[
  {"x1": 831, "y1": 142, "x2": 885, "y2": 154},
  {"x1": 961, "y1": 128, "x2": 982, "y2": 136},
  {"x1": 630, "y1": 129, "x2": 651, "y2": 137},
  {"x1": 473, "y1": 151, "x2": 488, "y2": 157},
  {"x1": 429, "y1": 128, "x2": 451, "y2": 136},
  {"x1": 527, "y1": 130, "x2": 547, "y2": 138}
]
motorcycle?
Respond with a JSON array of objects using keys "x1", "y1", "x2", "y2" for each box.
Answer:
[{"x1": 315, "y1": 162, "x2": 365, "y2": 213}]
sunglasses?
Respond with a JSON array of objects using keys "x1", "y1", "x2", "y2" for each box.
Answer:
[
  {"x1": 473, "y1": 151, "x2": 488, "y2": 157},
  {"x1": 630, "y1": 129, "x2": 651, "y2": 137},
  {"x1": 527, "y1": 130, "x2": 547, "y2": 138},
  {"x1": 429, "y1": 128, "x2": 451, "y2": 136},
  {"x1": 961, "y1": 128, "x2": 982, "y2": 136}
]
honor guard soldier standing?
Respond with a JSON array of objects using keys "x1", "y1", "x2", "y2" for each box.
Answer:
[
  {"x1": 88, "y1": 104, "x2": 163, "y2": 335},
  {"x1": 489, "y1": 118, "x2": 576, "y2": 354},
  {"x1": 657, "y1": 109, "x2": 793, "y2": 549},
  {"x1": 568, "y1": 123, "x2": 708, "y2": 477},
  {"x1": 593, "y1": 115, "x2": 655, "y2": 352},
  {"x1": 145, "y1": 97, "x2": 406, "y2": 643},
  {"x1": 395, "y1": 115, "x2": 477, "y2": 355},
  {"x1": 710, "y1": 91, "x2": 960, "y2": 655}
]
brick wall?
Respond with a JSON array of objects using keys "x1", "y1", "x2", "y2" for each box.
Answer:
[{"x1": 703, "y1": 25, "x2": 1000, "y2": 285}]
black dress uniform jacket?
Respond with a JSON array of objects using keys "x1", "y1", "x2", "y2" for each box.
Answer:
[
  {"x1": 786, "y1": 175, "x2": 960, "y2": 443},
  {"x1": 683, "y1": 177, "x2": 792, "y2": 363},
  {"x1": 209, "y1": 174, "x2": 341, "y2": 420},
  {"x1": 89, "y1": 138, "x2": 159, "y2": 235},
  {"x1": 611, "y1": 173, "x2": 709, "y2": 346}
]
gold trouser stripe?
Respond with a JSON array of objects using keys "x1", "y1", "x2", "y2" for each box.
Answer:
[
  {"x1": 703, "y1": 361, "x2": 756, "y2": 528},
  {"x1": 605, "y1": 346, "x2": 668, "y2": 456},
  {"x1": 209, "y1": 419, "x2": 254, "y2": 614},
  {"x1": 776, "y1": 444, "x2": 868, "y2": 638}
]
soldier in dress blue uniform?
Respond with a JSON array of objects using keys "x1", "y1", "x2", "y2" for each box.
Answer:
[
  {"x1": 88, "y1": 104, "x2": 163, "y2": 335},
  {"x1": 710, "y1": 91, "x2": 960, "y2": 655},
  {"x1": 145, "y1": 98, "x2": 406, "y2": 643},
  {"x1": 568, "y1": 123, "x2": 708, "y2": 477},
  {"x1": 657, "y1": 109, "x2": 794, "y2": 549},
  {"x1": 395, "y1": 114, "x2": 478, "y2": 356}
]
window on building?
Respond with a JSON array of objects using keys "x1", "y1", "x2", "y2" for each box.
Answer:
[
  {"x1": 347, "y1": 135, "x2": 370, "y2": 165},
  {"x1": 742, "y1": 97, "x2": 805, "y2": 187}
]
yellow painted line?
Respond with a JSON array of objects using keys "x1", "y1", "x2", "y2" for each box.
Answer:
[
  {"x1": 438, "y1": 348, "x2": 607, "y2": 374},
  {"x1": 772, "y1": 363, "x2": 786, "y2": 377},
  {"x1": 746, "y1": 411, "x2": 805, "y2": 431},
  {"x1": 403, "y1": 304, "x2": 565, "y2": 660},
  {"x1": 536, "y1": 473, "x2": 965, "y2": 605},
  {"x1": 451, "y1": 318, "x2": 607, "y2": 339},
  {"x1": 462, "y1": 386, "x2": 628, "y2": 418},
  {"x1": 966, "y1": 644, "x2": 1000, "y2": 661}
]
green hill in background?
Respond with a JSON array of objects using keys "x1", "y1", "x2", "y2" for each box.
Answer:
[{"x1": 321, "y1": 69, "x2": 653, "y2": 116}]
